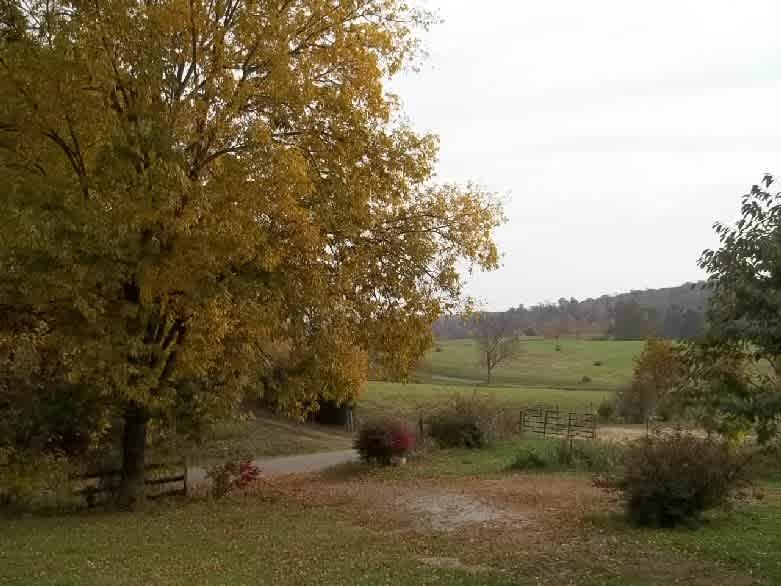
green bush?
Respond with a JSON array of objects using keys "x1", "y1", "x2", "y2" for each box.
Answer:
[
  {"x1": 753, "y1": 442, "x2": 781, "y2": 480},
  {"x1": 509, "y1": 445, "x2": 548, "y2": 470},
  {"x1": 596, "y1": 432, "x2": 753, "y2": 527},
  {"x1": 0, "y1": 448, "x2": 71, "y2": 511},
  {"x1": 427, "y1": 394, "x2": 500, "y2": 448},
  {"x1": 614, "y1": 381, "x2": 681, "y2": 423},
  {"x1": 596, "y1": 399, "x2": 615, "y2": 421},
  {"x1": 508, "y1": 440, "x2": 623, "y2": 473},
  {"x1": 581, "y1": 375, "x2": 592, "y2": 383},
  {"x1": 561, "y1": 441, "x2": 624, "y2": 472}
]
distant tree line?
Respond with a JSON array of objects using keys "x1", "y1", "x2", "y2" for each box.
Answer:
[{"x1": 434, "y1": 282, "x2": 708, "y2": 341}]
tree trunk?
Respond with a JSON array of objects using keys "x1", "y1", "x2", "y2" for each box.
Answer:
[
  {"x1": 487, "y1": 360, "x2": 492, "y2": 385},
  {"x1": 117, "y1": 404, "x2": 148, "y2": 510}
]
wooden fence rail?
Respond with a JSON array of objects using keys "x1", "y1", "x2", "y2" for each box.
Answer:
[{"x1": 71, "y1": 462, "x2": 187, "y2": 507}]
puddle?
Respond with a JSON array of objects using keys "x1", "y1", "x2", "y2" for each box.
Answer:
[{"x1": 394, "y1": 489, "x2": 526, "y2": 532}]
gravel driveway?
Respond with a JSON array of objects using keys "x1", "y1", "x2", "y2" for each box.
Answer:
[{"x1": 187, "y1": 449, "x2": 359, "y2": 486}]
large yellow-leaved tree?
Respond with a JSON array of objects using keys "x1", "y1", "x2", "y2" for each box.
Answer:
[{"x1": 0, "y1": 0, "x2": 502, "y2": 507}]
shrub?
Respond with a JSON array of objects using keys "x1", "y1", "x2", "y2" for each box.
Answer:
[
  {"x1": 581, "y1": 375, "x2": 592, "y2": 383},
  {"x1": 596, "y1": 432, "x2": 753, "y2": 527},
  {"x1": 0, "y1": 448, "x2": 71, "y2": 511},
  {"x1": 206, "y1": 459, "x2": 261, "y2": 499},
  {"x1": 597, "y1": 399, "x2": 615, "y2": 421},
  {"x1": 354, "y1": 419, "x2": 416, "y2": 465},
  {"x1": 748, "y1": 442, "x2": 781, "y2": 481},
  {"x1": 427, "y1": 394, "x2": 500, "y2": 448},
  {"x1": 559, "y1": 441, "x2": 624, "y2": 472},
  {"x1": 593, "y1": 361, "x2": 604, "y2": 367},
  {"x1": 509, "y1": 446, "x2": 548, "y2": 470},
  {"x1": 615, "y1": 381, "x2": 681, "y2": 423},
  {"x1": 508, "y1": 440, "x2": 624, "y2": 473}
]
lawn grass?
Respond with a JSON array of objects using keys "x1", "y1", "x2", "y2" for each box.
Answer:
[
  {"x1": 326, "y1": 436, "x2": 620, "y2": 481},
  {"x1": 324, "y1": 437, "x2": 537, "y2": 481},
  {"x1": 358, "y1": 381, "x2": 612, "y2": 422},
  {"x1": 0, "y1": 498, "x2": 518, "y2": 586},
  {"x1": 590, "y1": 482, "x2": 781, "y2": 585},
  {"x1": 5, "y1": 439, "x2": 779, "y2": 585},
  {"x1": 418, "y1": 338, "x2": 643, "y2": 389}
]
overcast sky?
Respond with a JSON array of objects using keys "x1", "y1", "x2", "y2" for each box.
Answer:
[{"x1": 391, "y1": 0, "x2": 781, "y2": 310}]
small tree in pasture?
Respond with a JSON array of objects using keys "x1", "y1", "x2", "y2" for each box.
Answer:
[
  {"x1": 472, "y1": 312, "x2": 522, "y2": 384},
  {"x1": 615, "y1": 339, "x2": 683, "y2": 423}
]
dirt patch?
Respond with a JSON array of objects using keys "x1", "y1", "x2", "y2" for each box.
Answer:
[
  {"x1": 598, "y1": 425, "x2": 648, "y2": 442},
  {"x1": 394, "y1": 488, "x2": 527, "y2": 532},
  {"x1": 260, "y1": 472, "x2": 599, "y2": 539},
  {"x1": 242, "y1": 471, "x2": 758, "y2": 585}
]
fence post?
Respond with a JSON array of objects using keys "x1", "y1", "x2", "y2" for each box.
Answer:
[
  {"x1": 183, "y1": 459, "x2": 188, "y2": 498},
  {"x1": 519, "y1": 409, "x2": 524, "y2": 434},
  {"x1": 543, "y1": 410, "x2": 548, "y2": 437},
  {"x1": 567, "y1": 413, "x2": 573, "y2": 449},
  {"x1": 418, "y1": 416, "x2": 424, "y2": 437}
]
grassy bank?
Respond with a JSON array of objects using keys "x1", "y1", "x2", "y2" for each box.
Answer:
[
  {"x1": 417, "y1": 338, "x2": 642, "y2": 389},
  {"x1": 358, "y1": 381, "x2": 611, "y2": 422}
]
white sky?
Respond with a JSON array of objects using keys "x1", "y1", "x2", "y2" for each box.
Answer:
[{"x1": 391, "y1": 0, "x2": 781, "y2": 310}]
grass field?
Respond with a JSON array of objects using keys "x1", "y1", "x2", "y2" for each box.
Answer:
[
  {"x1": 3, "y1": 438, "x2": 779, "y2": 585},
  {"x1": 146, "y1": 382, "x2": 613, "y2": 465},
  {"x1": 358, "y1": 381, "x2": 612, "y2": 422},
  {"x1": 155, "y1": 338, "x2": 631, "y2": 462},
  {"x1": 417, "y1": 338, "x2": 643, "y2": 390}
]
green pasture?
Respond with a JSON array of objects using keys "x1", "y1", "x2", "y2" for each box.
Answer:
[
  {"x1": 416, "y1": 338, "x2": 643, "y2": 390},
  {"x1": 358, "y1": 381, "x2": 611, "y2": 422}
]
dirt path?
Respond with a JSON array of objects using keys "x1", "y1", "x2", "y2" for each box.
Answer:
[
  {"x1": 429, "y1": 374, "x2": 485, "y2": 385},
  {"x1": 252, "y1": 415, "x2": 353, "y2": 443},
  {"x1": 187, "y1": 449, "x2": 358, "y2": 486},
  {"x1": 597, "y1": 424, "x2": 648, "y2": 442}
]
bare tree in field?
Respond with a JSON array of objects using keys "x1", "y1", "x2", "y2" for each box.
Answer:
[{"x1": 473, "y1": 312, "x2": 523, "y2": 384}]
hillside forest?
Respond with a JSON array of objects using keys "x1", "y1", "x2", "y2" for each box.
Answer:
[{"x1": 434, "y1": 282, "x2": 708, "y2": 341}]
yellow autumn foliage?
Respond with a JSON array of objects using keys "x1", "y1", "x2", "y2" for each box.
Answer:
[{"x1": 0, "y1": 0, "x2": 502, "y2": 500}]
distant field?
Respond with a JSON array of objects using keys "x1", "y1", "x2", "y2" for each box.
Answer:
[
  {"x1": 357, "y1": 381, "x2": 612, "y2": 421},
  {"x1": 416, "y1": 338, "x2": 643, "y2": 390}
]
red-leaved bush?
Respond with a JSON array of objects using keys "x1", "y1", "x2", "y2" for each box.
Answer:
[
  {"x1": 355, "y1": 419, "x2": 416, "y2": 465},
  {"x1": 207, "y1": 459, "x2": 261, "y2": 499}
]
